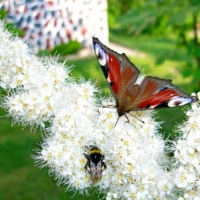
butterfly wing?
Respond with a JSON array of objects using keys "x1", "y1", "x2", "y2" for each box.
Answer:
[
  {"x1": 131, "y1": 76, "x2": 198, "y2": 110},
  {"x1": 93, "y1": 37, "x2": 140, "y2": 102},
  {"x1": 93, "y1": 37, "x2": 198, "y2": 115}
]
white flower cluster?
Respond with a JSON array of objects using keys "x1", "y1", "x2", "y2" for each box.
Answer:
[
  {"x1": 98, "y1": 106, "x2": 174, "y2": 199},
  {"x1": 0, "y1": 21, "x2": 71, "y2": 127},
  {"x1": 0, "y1": 21, "x2": 200, "y2": 199},
  {"x1": 174, "y1": 93, "x2": 200, "y2": 200},
  {"x1": 35, "y1": 81, "x2": 99, "y2": 192}
]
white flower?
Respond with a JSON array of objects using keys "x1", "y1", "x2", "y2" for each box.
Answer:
[
  {"x1": 1, "y1": 20, "x2": 200, "y2": 199},
  {"x1": 106, "y1": 192, "x2": 118, "y2": 200},
  {"x1": 174, "y1": 100, "x2": 200, "y2": 199}
]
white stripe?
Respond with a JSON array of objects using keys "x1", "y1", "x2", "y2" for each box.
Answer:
[{"x1": 168, "y1": 97, "x2": 192, "y2": 107}]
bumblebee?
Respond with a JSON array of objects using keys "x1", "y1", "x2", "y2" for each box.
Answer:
[{"x1": 84, "y1": 146, "x2": 106, "y2": 183}]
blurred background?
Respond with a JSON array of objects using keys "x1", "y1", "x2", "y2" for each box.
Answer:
[{"x1": 0, "y1": 0, "x2": 200, "y2": 199}]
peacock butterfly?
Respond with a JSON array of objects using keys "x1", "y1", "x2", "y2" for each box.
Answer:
[{"x1": 92, "y1": 37, "x2": 198, "y2": 123}]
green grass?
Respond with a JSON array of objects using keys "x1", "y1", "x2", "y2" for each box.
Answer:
[{"x1": 0, "y1": 33, "x2": 196, "y2": 199}]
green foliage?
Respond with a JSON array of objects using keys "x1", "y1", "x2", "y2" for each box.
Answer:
[
  {"x1": 50, "y1": 40, "x2": 82, "y2": 56},
  {"x1": 0, "y1": 9, "x2": 8, "y2": 19},
  {"x1": 107, "y1": 0, "x2": 145, "y2": 28},
  {"x1": 0, "y1": 9, "x2": 24, "y2": 36},
  {"x1": 37, "y1": 49, "x2": 51, "y2": 57},
  {"x1": 37, "y1": 40, "x2": 82, "y2": 57},
  {"x1": 112, "y1": 0, "x2": 200, "y2": 91}
]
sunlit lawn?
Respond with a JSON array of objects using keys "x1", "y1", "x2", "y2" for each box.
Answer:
[{"x1": 0, "y1": 32, "x2": 195, "y2": 199}]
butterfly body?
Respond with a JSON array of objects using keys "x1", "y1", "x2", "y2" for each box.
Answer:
[{"x1": 93, "y1": 37, "x2": 198, "y2": 119}]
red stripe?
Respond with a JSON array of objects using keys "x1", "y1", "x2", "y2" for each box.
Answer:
[
  {"x1": 138, "y1": 89, "x2": 180, "y2": 108},
  {"x1": 107, "y1": 54, "x2": 121, "y2": 94}
]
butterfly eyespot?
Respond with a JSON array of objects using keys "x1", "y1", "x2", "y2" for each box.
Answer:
[{"x1": 94, "y1": 43, "x2": 107, "y2": 66}]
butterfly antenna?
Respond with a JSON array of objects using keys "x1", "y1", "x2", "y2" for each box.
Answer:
[
  {"x1": 114, "y1": 116, "x2": 120, "y2": 127},
  {"x1": 128, "y1": 112, "x2": 145, "y2": 124}
]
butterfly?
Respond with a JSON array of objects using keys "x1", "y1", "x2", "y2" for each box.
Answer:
[{"x1": 92, "y1": 37, "x2": 198, "y2": 124}]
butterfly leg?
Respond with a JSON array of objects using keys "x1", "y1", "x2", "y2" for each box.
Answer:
[
  {"x1": 102, "y1": 105, "x2": 115, "y2": 108},
  {"x1": 128, "y1": 112, "x2": 145, "y2": 124},
  {"x1": 124, "y1": 113, "x2": 130, "y2": 123},
  {"x1": 114, "y1": 116, "x2": 120, "y2": 127}
]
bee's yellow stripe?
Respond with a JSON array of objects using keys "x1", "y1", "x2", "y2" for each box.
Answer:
[{"x1": 90, "y1": 149, "x2": 101, "y2": 154}]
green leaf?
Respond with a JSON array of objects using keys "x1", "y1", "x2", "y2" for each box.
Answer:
[
  {"x1": 182, "y1": 64, "x2": 194, "y2": 77},
  {"x1": 194, "y1": 67, "x2": 200, "y2": 80},
  {"x1": 50, "y1": 40, "x2": 82, "y2": 56}
]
